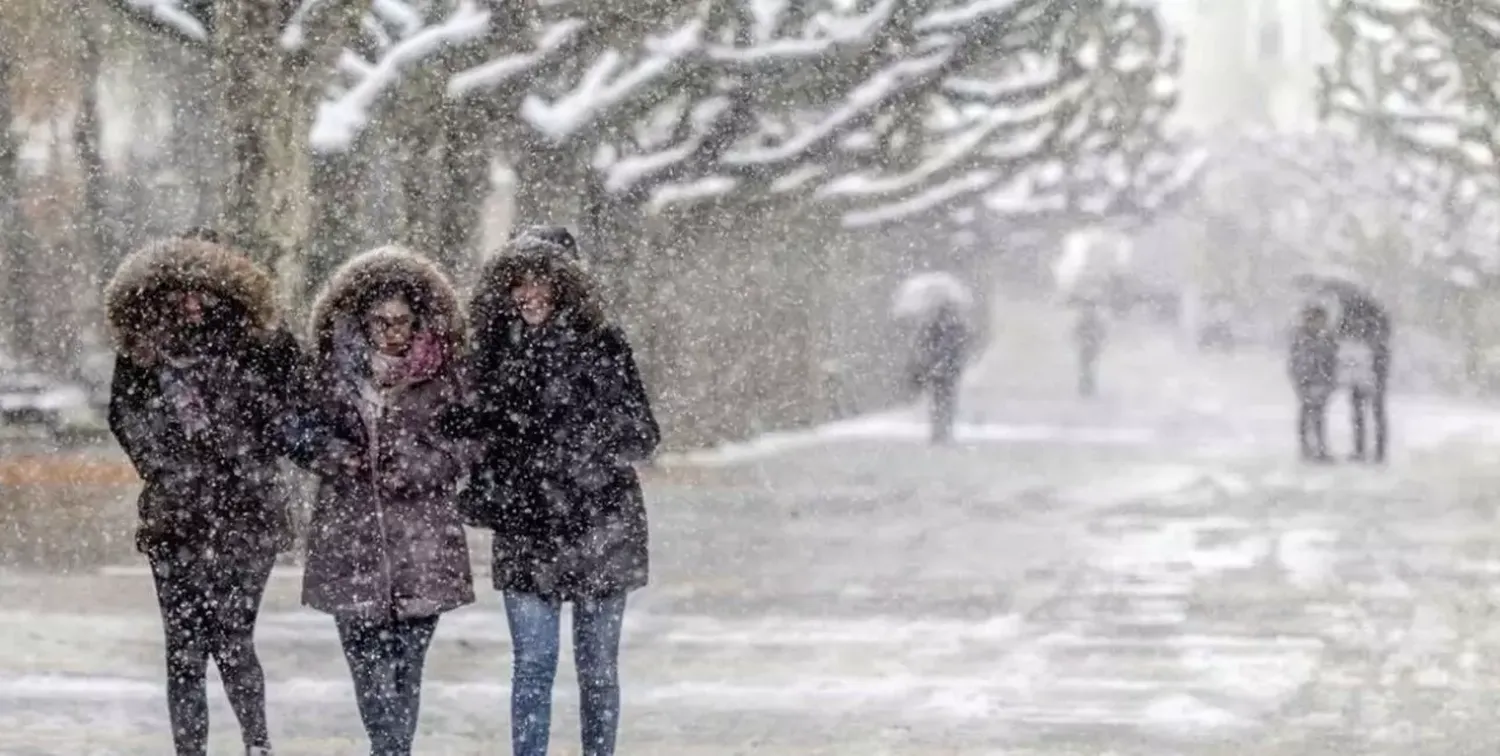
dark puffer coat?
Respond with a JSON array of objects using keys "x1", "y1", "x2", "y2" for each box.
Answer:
[
  {"x1": 104, "y1": 237, "x2": 301, "y2": 560},
  {"x1": 294, "y1": 247, "x2": 474, "y2": 621},
  {"x1": 910, "y1": 304, "x2": 972, "y2": 390},
  {"x1": 457, "y1": 233, "x2": 660, "y2": 600}
]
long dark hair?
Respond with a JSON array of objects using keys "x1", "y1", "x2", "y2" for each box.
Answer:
[{"x1": 472, "y1": 254, "x2": 605, "y2": 350}]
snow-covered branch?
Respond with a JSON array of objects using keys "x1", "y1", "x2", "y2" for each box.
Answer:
[
  {"x1": 107, "y1": 0, "x2": 209, "y2": 43},
  {"x1": 520, "y1": 20, "x2": 704, "y2": 142},
  {"x1": 310, "y1": 1, "x2": 492, "y2": 152},
  {"x1": 802, "y1": 0, "x2": 1195, "y2": 231},
  {"x1": 1315, "y1": 0, "x2": 1500, "y2": 285},
  {"x1": 447, "y1": 20, "x2": 584, "y2": 99}
]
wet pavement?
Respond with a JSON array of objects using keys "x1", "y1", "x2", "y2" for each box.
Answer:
[
  {"x1": 5, "y1": 311, "x2": 1500, "y2": 753},
  {"x1": 6, "y1": 438, "x2": 1500, "y2": 753}
]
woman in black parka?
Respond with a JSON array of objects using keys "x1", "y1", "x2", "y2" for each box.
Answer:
[
  {"x1": 453, "y1": 225, "x2": 659, "y2": 756},
  {"x1": 105, "y1": 234, "x2": 302, "y2": 756}
]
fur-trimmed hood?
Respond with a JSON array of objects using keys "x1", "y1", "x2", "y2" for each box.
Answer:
[
  {"x1": 308, "y1": 245, "x2": 466, "y2": 362},
  {"x1": 104, "y1": 237, "x2": 279, "y2": 353},
  {"x1": 470, "y1": 231, "x2": 605, "y2": 344}
]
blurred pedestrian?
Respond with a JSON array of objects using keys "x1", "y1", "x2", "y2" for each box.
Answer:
[
  {"x1": 1288, "y1": 303, "x2": 1337, "y2": 463},
  {"x1": 909, "y1": 300, "x2": 972, "y2": 443},
  {"x1": 1074, "y1": 300, "x2": 1108, "y2": 397}
]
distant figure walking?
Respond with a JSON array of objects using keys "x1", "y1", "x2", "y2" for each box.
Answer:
[
  {"x1": 1295, "y1": 275, "x2": 1392, "y2": 463},
  {"x1": 1074, "y1": 301, "x2": 1108, "y2": 397},
  {"x1": 910, "y1": 301, "x2": 973, "y2": 443},
  {"x1": 1287, "y1": 303, "x2": 1338, "y2": 463}
]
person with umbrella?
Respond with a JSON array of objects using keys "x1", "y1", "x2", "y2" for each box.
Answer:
[
  {"x1": 892, "y1": 272, "x2": 976, "y2": 444},
  {"x1": 1292, "y1": 274, "x2": 1391, "y2": 463}
]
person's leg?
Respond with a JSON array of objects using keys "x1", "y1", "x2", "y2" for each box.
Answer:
[
  {"x1": 336, "y1": 617, "x2": 401, "y2": 755},
  {"x1": 1308, "y1": 395, "x2": 1329, "y2": 460},
  {"x1": 1373, "y1": 351, "x2": 1390, "y2": 463},
  {"x1": 388, "y1": 615, "x2": 440, "y2": 754},
  {"x1": 1296, "y1": 395, "x2": 1314, "y2": 459},
  {"x1": 504, "y1": 592, "x2": 563, "y2": 756},
  {"x1": 205, "y1": 553, "x2": 275, "y2": 751},
  {"x1": 573, "y1": 594, "x2": 628, "y2": 756},
  {"x1": 150, "y1": 556, "x2": 212, "y2": 756},
  {"x1": 1350, "y1": 386, "x2": 1369, "y2": 461},
  {"x1": 1079, "y1": 351, "x2": 1097, "y2": 397},
  {"x1": 930, "y1": 378, "x2": 956, "y2": 443}
]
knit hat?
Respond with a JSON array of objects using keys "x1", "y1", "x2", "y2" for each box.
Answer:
[{"x1": 507, "y1": 225, "x2": 581, "y2": 262}]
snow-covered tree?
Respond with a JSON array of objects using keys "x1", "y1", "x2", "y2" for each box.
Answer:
[
  {"x1": 1319, "y1": 0, "x2": 1500, "y2": 289},
  {"x1": 975, "y1": 1, "x2": 1202, "y2": 231},
  {"x1": 108, "y1": 0, "x2": 373, "y2": 300},
  {"x1": 623, "y1": 0, "x2": 1199, "y2": 235}
]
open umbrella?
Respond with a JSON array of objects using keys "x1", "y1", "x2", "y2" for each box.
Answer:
[
  {"x1": 1291, "y1": 272, "x2": 1390, "y2": 342},
  {"x1": 891, "y1": 272, "x2": 975, "y2": 319}
]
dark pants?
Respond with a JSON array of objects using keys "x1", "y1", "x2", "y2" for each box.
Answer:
[
  {"x1": 1297, "y1": 393, "x2": 1330, "y2": 461},
  {"x1": 930, "y1": 377, "x2": 958, "y2": 443},
  {"x1": 335, "y1": 614, "x2": 440, "y2": 756},
  {"x1": 149, "y1": 550, "x2": 276, "y2": 756},
  {"x1": 1078, "y1": 349, "x2": 1099, "y2": 397},
  {"x1": 1350, "y1": 382, "x2": 1388, "y2": 463},
  {"x1": 505, "y1": 592, "x2": 628, "y2": 756}
]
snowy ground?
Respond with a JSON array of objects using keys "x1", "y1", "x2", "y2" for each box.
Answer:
[{"x1": 6, "y1": 303, "x2": 1500, "y2": 753}]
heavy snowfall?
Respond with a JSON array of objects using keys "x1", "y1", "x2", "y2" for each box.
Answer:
[{"x1": 3, "y1": 0, "x2": 1500, "y2": 753}]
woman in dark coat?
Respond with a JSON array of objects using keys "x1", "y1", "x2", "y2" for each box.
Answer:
[
  {"x1": 455, "y1": 225, "x2": 659, "y2": 756},
  {"x1": 1288, "y1": 303, "x2": 1338, "y2": 462},
  {"x1": 292, "y1": 246, "x2": 474, "y2": 756},
  {"x1": 105, "y1": 236, "x2": 301, "y2": 756}
]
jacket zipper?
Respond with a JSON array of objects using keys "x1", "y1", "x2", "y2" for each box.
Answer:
[{"x1": 368, "y1": 401, "x2": 396, "y2": 614}]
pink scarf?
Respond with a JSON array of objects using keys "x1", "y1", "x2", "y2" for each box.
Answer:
[{"x1": 371, "y1": 329, "x2": 446, "y2": 389}]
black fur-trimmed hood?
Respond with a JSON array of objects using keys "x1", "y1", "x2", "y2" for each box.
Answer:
[
  {"x1": 308, "y1": 245, "x2": 466, "y2": 361},
  {"x1": 470, "y1": 231, "x2": 605, "y2": 343},
  {"x1": 104, "y1": 237, "x2": 279, "y2": 352}
]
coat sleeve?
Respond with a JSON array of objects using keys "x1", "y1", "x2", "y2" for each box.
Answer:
[
  {"x1": 378, "y1": 375, "x2": 465, "y2": 492},
  {"x1": 257, "y1": 329, "x2": 314, "y2": 459},
  {"x1": 108, "y1": 355, "x2": 170, "y2": 482},
  {"x1": 571, "y1": 327, "x2": 660, "y2": 463}
]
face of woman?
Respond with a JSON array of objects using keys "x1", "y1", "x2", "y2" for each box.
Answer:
[
  {"x1": 162, "y1": 289, "x2": 227, "y2": 354},
  {"x1": 175, "y1": 291, "x2": 206, "y2": 324},
  {"x1": 366, "y1": 298, "x2": 415, "y2": 357},
  {"x1": 511, "y1": 274, "x2": 555, "y2": 326}
]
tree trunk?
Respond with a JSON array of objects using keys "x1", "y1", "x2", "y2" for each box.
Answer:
[
  {"x1": 0, "y1": 49, "x2": 37, "y2": 361},
  {"x1": 211, "y1": 0, "x2": 362, "y2": 310},
  {"x1": 434, "y1": 105, "x2": 492, "y2": 277},
  {"x1": 171, "y1": 48, "x2": 224, "y2": 227},
  {"x1": 73, "y1": 2, "x2": 110, "y2": 276},
  {"x1": 68, "y1": 2, "x2": 110, "y2": 377},
  {"x1": 305, "y1": 149, "x2": 366, "y2": 291}
]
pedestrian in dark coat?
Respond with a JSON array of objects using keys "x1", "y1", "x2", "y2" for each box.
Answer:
[
  {"x1": 293, "y1": 246, "x2": 474, "y2": 756},
  {"x1": 105, "y1": 236, "x2": 301, "y2": 756},
  {"x1": 1074, "y1": 301, "x2": 1107, "y2": 397},
  {"x1": 1297, "y1": 277, "x2": 1392, "y2": 462},
  {"x1": 453, "y1": 224, "x2": 659, "y2": 756},
  {"x1": 1329, "y1": 286, "x2": 1391, "y2": 463},
  {"x1": 1288, "y1": 303, "x2": 1338, "y2": 463},
  {"x1": 909, "y1": 301, "x2": 972, "y2": 443}
]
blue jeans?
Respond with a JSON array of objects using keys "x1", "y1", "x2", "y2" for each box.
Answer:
[{"x1": 505, "y1": 592, "x2": 627, "y2": 756}]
